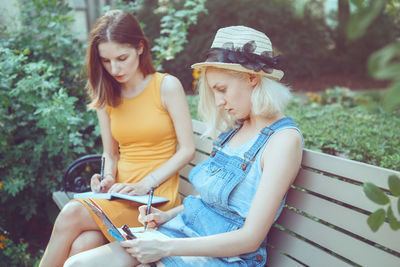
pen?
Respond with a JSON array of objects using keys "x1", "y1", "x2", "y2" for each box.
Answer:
[
  {"x1": 100, "y1": 156, "x2": 105, "y2": 192},
  {"x1": 144, "y1": 187, "x2": 154, "y2": 231}
]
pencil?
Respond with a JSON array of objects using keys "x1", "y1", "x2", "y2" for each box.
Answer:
[
  {"x1": 100, "y1": 156, "x2": 105, "y2": 192},
  {"x1": 144, "y1": 187, "x2": 154, "y2": 231}
]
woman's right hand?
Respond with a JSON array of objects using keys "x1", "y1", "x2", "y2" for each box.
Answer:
[
  {"x1": 90, "y1": 173, "x2": 114, "y2": 193},
  {"x1": 138, "y1": 206, "x2": 170, "y2": 229}
]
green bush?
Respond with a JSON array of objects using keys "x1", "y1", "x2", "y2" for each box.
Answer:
[
  {"x1": 286, "y1": 95, "x2": 399, "y2": 171},
  {"x1": 0, "y1": 0, "x2": 98, "y2": 263},
  {"x1": 0, "y1": 0, "x2": 208, "y2": 264},
  {"x1": 0, "y1": 236, "x2": 40, "y2": 267}
]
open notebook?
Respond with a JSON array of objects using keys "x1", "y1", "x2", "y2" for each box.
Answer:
[{"x1": 76, "y1": 192, "x2": 168, "y2": 205}]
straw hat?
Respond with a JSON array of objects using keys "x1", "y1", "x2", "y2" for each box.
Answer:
[{"x1": 192, "y1": 26, "x2": 284, "y2": 81}]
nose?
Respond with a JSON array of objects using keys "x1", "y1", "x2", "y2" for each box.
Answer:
[
  {"x1": 110, "y1": 61, "x2": 120, "y2": 75},
  {"x1": 214, "y1": 93, "x2": 226, "y2": 107}
]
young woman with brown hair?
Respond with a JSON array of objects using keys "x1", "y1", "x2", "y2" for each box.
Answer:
[{"x1": 39, "y1": 9, "x2": 195, "y2": 267}]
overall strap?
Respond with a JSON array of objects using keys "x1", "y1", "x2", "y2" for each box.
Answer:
[
  {"x1": 241, "y1": 117, "x2": 297, "y2": 171},
  {"x1": 210, "y1": 126, "x2": 241, "y2": 157}
]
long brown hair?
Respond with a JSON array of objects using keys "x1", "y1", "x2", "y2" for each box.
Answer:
[{"x1": 85, "y1": 10, "x2": 156, "y2": 109}]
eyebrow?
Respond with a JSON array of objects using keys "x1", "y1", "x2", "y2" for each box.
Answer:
[{"x1": 100, "y1": 53, "x2": 129, "y2": 60}]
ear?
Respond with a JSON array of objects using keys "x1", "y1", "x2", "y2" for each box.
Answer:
[
  {"x1": 248, "y1": 73, "x2": 260, "y2": 87},
  {"x1": 137, "y1": 41, "x2": 144, "y2": 55}
]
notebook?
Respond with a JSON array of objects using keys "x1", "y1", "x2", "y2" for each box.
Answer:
[{"x1": 75, "y1": 192, "x2": 168, "y2": 205}]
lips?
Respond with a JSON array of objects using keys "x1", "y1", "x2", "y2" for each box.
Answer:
[{"x1": 114, "y1": 75, "x2": 125, "y2": 80}]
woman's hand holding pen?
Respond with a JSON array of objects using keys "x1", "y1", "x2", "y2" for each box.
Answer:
[
  {"x1": 120, "y1": 238, "x2": 169, "y2": 264},
  {"x1": 90, "y1": 173, "x2": 114, "y2": 193},
  {"x1": 138, "y1": 206, "x2": 170, "y2": 229}
]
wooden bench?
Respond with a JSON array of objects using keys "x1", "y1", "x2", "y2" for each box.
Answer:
[{"x1": 53, "y1": 119, "x2": 400, "y2": 267}]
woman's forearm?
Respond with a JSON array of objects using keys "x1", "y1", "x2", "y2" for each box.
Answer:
[
  {"x1": 164, "y1": 227, "x2": 261, "y2": 258},
  {"x1": 165, "y1": 205, "x2": 185, "y2": 221},
  {"x1": 102, "y1": 151, "x2": 119, "y2": 179},
  {"x1": 141, "y1": 146, "x2": 195, "y2": 188}
]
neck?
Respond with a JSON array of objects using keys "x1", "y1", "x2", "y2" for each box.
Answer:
[
  {"x1": 241, "y1": 112, "x2": 285, "y2": 132},
  {"x1": 121, "y1": 71, "x2": 145, "y2": 96}
]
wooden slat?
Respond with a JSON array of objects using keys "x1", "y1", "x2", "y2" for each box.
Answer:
[
  {"x1": 266, "y1": 246, "x2": 305, "y2": 267},
  {"x1": 191, "y1": 150, "x2": 209, "y2": 165},
  {"x1": 275, "y1": 209, "x2": 400, "y2": 267},
  {"x1": 294, "y1": 168, "x2": 397, "y2": 214},
  {"x1": 179, "y1": 164, "x2": 193, "y2": 180},
  {"x1": 194, "y1": 134, "x2": 213, "y2": 154},
  {"x1": 285, "y1": 188, "x2": 400, "y2": 252},
  {"x1": 178, "y1": 177, "x2": 197, "y2": 197},
  {"x1": 192, "y1": 119, "x2": 208, "y2": 134},
  {"x1": 52, "y1": 191, "x2": 70, "y2": 210},
  {"x1": 302, "y1": 149, "x2": 400, "y2": 189},
  {"x1": 267, "y1": 225, "x2": 351, "y2": 267}
]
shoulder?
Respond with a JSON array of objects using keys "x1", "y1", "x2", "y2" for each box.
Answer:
[
  {"x1": 160, "y1": 74, "x2": 184, "y2": 95},
  {"x1": 271, "y1": 128, "x2": 302, "y2": 149},
  {"x1": 262, "y1": 128, "x2": 303, "y2": 160}
]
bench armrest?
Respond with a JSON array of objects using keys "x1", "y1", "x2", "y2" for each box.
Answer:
[{"x1": 63, "y1": 154, "x2": 102, "y2": 192}]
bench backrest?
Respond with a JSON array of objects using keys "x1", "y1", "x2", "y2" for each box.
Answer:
[{"x1": 184, "y1": 120, "x2": 400, "y2": 267}]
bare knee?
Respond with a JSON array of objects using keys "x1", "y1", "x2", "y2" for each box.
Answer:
[
  {"x1": 54, "y1": 201, "x2": 92, "y2": 232},
  {"x1": 69, "y1": 231, "x2": 107, "y2": 257}
]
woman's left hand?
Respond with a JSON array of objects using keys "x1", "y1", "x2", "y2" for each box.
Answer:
[
  {"x1": 108, "y1": 182, "x2": 149, "y2": 195},
  {"x1": 120, "y1": 239, "x2": 168, "y2": 263}
]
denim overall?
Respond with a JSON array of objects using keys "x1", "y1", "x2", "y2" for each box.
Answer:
[{"x1": 159, "y1": 117, "x2": 301, "y2": 266}]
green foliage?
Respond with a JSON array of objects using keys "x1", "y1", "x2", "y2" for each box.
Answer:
[
  {"x1": 367, "y1": 208, "x2": 386, "y2": 232},
  {"x1": 347, "y1": 0, "x2": 386, "y2": 40},
  {"x1": 0, "y1": 0, "x2": 209, "y2": 263},
  {"x1": 187, "y1": 94, "x2": 200, "y2": 120},
  {"x1": 151, "y1": 0, "x2": 208, "y2": 69},
  {"x1": 0, "y1": 237, "x2": 40, "y2": 267},
  {"x1": 389, "y1": 175, "x2": 400, "y2": 196},
  {"x1": 363, "y1": 182, "x2": 390, "y2": 205},
  {"x1": 363, "y1": 175, "x2": 400, "y2": 232},
  {"x1": 165, "y1": 0, "x2": 400, "y2": 90},
  {"x1": 345, "y1": 0, "x2": 400, "y2": 234},
  {"x1": 346, "y1": 0, "x2": 400, "y2": 112},
  {"x1": 0, "y1": 0, "x2": 98, "y2": 262},
  {"x1": 102, "y1": 0, "x2": 140, "y2": 14},
  {"x1": 368, "y1": 41, "x2": 400, "y2": 111},
  {"x1": 286, "y1": 92, "x2": 400, "y2": 171},
  {"x1": 166, "y1": 0, "x2": 335, "y2": 89}
]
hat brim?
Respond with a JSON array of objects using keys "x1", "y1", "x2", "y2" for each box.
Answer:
[{"x1": 191, "y1": 62, "x2": 284, "y2": 81}]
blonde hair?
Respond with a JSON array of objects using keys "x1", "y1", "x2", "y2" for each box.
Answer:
[{"x1": 197, "y1": 67, "x2": 291, "y2": 139}]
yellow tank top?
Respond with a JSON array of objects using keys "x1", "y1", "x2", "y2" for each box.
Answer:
[
  {"x1": 107, "y1": 72, "x2": 177, "y2": 183},
  {"x1": 81, "y1": 73, "x2": 181, "y2": 241}
]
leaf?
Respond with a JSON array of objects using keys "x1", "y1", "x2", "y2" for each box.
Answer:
[
  {"x1": 363, "y1": 182, "x2": 390, "y2": 205},
  {"x1": 368, "y1": 41, "x2": 400, "y2": 81},
  {"x1": 382, "y1": 82, "x2": 400, "y2": 112},
  {"x1": 398, "y1": 198, "x2": 400, "y2": 216},
  {"x1": 367, "y1": 208, "x2": 386, "y2": 232},
  {"x1": 347, "y1": 0, "x2": 385, "y2": 41},
  {"x1": 387, "y1": 206, "x2": 400, "y2": 231},
  {"x1": 388, "y1": 175, "x2": 400, "y2": 197}
]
